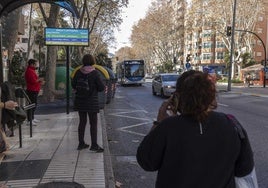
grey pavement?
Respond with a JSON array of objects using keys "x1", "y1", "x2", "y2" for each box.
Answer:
[
  {"x1": 0, "y1": 83, "x2": 267, "y2": 188},
  {"x1": 216, "y1": 83, "x2": 268, "y2": 97},
  {"x1": 0, "y1": 100, "x2": 111, "y2": 188}
]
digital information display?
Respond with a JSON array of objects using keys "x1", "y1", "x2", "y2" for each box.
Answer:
[{"x1": 45, "y1": 28, "x2": 89, "y2": 46}]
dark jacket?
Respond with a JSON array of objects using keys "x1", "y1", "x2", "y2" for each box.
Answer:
[
  {"x1": 136, "y1": 111, "x2": 254, "y2": 188},
  {"x1": 71, "y1": 66, "x2": 104, "y2": 112}
]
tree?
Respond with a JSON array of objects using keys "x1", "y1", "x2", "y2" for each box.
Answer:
[
  {"x1": 8, "y1": 52, "x2": 25, "y2": 87},
  {"x1": 2, "y1": 8, "x2": 22, "y2": 61},
  {"x1": 39, "y1": 4, "x2": 60, "y2": 102},
  {"x1": 186, "y1": 0, "x2": 264, "y2": 78},
  {"x1": 35, "y1": 1, "x2": 128, "y2": 101},
  {"x1": 115, "y1": 47, "x2": 136, "y2": 62},
  {"x1": 68, "y1": 0, "x2": 128, "y2": 60},
  {"x1": 131, "y1": 1, "x2": 183, "y2": 73}
]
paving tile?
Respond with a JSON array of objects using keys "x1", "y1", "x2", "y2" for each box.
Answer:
[{"x1": 0, "y1": 111, "x2": 106, "y2": 187}]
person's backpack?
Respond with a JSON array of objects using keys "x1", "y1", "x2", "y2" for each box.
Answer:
[{"x1": 75, "y1": 71, "x2": 93, "y2": 97}]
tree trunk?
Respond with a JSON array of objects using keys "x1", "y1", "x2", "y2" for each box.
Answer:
[
  {"x1": 42, "y1": 5, "x2": 59, "y2": 102},
  {"x1": 2, "y1": 9, "x2": 22, "y2": 81}
]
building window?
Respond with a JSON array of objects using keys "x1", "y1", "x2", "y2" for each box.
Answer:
[
  {"x1": 203, "y1": 42, "x2": 212, "y2": 48},
  {"x1": 202, "y1": 30, "x2": 212, "y2": 38},
  {"x1": 257, "y1": 28, "x2": 262, "y2": 34},
  {"x1": 22, "y1": 38, "x2": 28, "y2": 43},
  {"x1": 257, "y1": 40, "x2": 262, "y2": 45},
  {"x1": 216, "y1": 42, "x2": 225, "y2": 48},
  {"x1": 203, "y1": 33, "x2": 211, "y2": 37},
  {"x1": 194, "y1": 56, "x2": 201, "y2": 61},
  {"x1": 256, "y1": 52, "x2": 262, "y2": 56},
  {"x1": 258, "y1": 16, "x2": 263, "y2": 21},
  {"x1": 217, "y1": 52, "x2": 224, "y2": 59},
  {"x1": 203, "y1": 53, "x2": 211, "y2": 60}
]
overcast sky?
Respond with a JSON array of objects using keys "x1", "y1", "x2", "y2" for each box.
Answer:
[{"x1": 109, "y1": 0, "x2": 153, "y2": 54}]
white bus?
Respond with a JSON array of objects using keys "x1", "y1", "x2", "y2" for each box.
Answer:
[{"x1": 116, "y1": 59, "x2": 145, "y2": 86}]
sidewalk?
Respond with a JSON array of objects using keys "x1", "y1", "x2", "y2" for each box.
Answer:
[
  {"x1": 216, "y1": 83, "x2": 268, "y2": 97},
  {"x1": 0, "y1": 101, "x2": 109, "y2": 188}
]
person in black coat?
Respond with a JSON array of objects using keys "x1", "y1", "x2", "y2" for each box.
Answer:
[
  {"x1": 136, "y1": 70, "x2": 255, "y2": 188},
  {"x1": 72, "y1": 54, "x2": 105, "y2": 152}
]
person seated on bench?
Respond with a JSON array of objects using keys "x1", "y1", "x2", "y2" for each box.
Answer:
[{"x1": 0, "y1": 100, "x2": 18, "y2": 110}]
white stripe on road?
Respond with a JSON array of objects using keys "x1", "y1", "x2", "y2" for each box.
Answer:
[
  {"x1": 109, "y1": 110, "x2": 152, "y2": 136},
  {"x1": 117, "y1": 121, "x2": 153, "y2": 137},
  {"x1": 109, "y1": 110, "x2": 150, "y2": 121},
  {"x1": 218, "y1": 103, "x2": 229, "y2": 107}
]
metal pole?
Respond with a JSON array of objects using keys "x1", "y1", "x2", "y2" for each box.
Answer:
[
  {"x1": 265, "y1": 51, "x2": 267, "y2": 88},
  {"x1": 227, "y1": 0, "x2": 237, "y2": 91},
  {"x1": 236, "y1": 29, "x2": 266, "y2": 87},
  {"x1": 0, "y1": 23, "x2": 3, "y2": 84},
  {"x1": 66, "y1": 46, "x2": 70, "y2": 114}
]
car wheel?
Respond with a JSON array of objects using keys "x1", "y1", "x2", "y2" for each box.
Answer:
[
  {"x1": 152, "y1": 86, "x2": 156, "y2": 95},
  {"x1": 160, "y1": 88, "x2": 165, "y2": 98}
]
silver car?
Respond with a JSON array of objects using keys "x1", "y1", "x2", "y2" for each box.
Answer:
[{"x1": 152, "y1": 73, "x2": 179, "y2": 97}]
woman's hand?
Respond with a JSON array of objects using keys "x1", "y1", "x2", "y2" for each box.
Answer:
[
  {"x1": 3, "y1": 100, "x2": 18, "y2": 110},
  {"x1": 156, "y1": 93, "x2": 179, "y2": 122},
  {"x1": 38, "y1": 77, "x2": 45, "y2": 85}
]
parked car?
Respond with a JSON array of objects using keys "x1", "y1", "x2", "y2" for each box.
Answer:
[{"x1": 152, "y1": 73, "x2": 179, "y2": 97}]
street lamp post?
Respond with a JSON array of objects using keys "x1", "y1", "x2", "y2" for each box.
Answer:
[
  {"x1": 236, "y1": 29, "x2": 266, "y2": 88},
  {"x1": 227, "y1": 0, "x2": 237, "y2": 91},
  {"x1": 0, "y1": 23, "x2": 3, "y2": 84}
]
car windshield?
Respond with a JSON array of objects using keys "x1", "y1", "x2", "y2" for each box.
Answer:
[{"x1": 162, "y1": 75, "x2": 179, "y2": 82}]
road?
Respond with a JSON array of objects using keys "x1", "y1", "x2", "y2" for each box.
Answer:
[{"x1": 103, "y1": 82, "x2": 268, "y2": 188}]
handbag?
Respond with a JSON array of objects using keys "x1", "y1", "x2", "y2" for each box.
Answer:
[
  {"x1": 4, "y1": 106, "x2": 27, "y2": 128},
  {"x1": 226, "y1": 114, "x2": 259, "y2": 188},
  {"x1": 13, "y1": 106, "x2": 27, "y2": 123},
  {"x1": 235, "y1": 168, "x2": 258, "y2": 188}
]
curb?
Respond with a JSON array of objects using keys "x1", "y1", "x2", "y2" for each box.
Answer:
[
  {"x1": 229, "y1": 91, "x2": 268, "y2": 98},
  {"x1": 100, "y1": 110, "x2": 115, "y2": 188}
]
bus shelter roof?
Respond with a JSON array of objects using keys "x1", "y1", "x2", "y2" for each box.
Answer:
[{"x1": 0, "y1": 0, "x2": 79, "y2": 18}]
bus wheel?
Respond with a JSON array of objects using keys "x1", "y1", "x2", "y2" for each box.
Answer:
[{"x1": 152, "y1": 87, "x2": 156, "y2": 95}]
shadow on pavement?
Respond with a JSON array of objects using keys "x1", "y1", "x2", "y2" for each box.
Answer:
[
  {"x1": 36, "y1": 98, "x2": 74, "y2": 115},
  {"x1": 34, "y1": 181, "x2": 85, "y2": 188}
]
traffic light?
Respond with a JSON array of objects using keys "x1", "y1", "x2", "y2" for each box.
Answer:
[
  {"x1": 173, "y1": 56, "x2": 177, "y2": 64},
  {"x1": 186, "y1": 54, "x2": 191, "y2": 62},
  {"x1": 226, "y1": 26, "x2": 232, "y2": 36}
]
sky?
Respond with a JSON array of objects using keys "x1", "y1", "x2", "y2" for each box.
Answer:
[{"x1": 109, "y1": 0, "x2": 153, "y2": 54}]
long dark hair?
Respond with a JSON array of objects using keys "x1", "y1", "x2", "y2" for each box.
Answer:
[
  {"x1": 82, "y1": 54, "x2": 96, "y2": 66},
  {"x1": 177, "y1": 70, "x2": 217, "y2": 122}
]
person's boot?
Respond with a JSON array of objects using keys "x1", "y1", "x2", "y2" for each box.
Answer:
[
  {"x1": 77, "y1": 143, "x2": 89, "y2": 150},
  {"x1": 90, "y1": 144, "x2": 104, "y2": 152}
]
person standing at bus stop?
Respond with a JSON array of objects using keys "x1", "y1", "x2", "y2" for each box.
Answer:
[
  {"x1": 72, "y1": 54, "x2": 105, "y2": 152},
  {"x1": 24, "y1": 59, "x2": 45, "y2": 125}
]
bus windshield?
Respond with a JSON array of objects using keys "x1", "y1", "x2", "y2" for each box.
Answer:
[{"x1": 125, "y1": 64, "x2": 144, "y2": 77}]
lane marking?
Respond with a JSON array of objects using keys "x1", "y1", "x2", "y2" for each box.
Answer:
[
  {"x1": 218, "y1": 103, "x2": 229, "y2": 107},
  {"x1": 109, "y1": 110, "x2": 150, "y2": 121},
  {"x1": 109, "y1": 110, "x2": 152, "y2": 136},
  {"x1": 117, "y1": 122, "x2": 152, "y2": 137}
]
